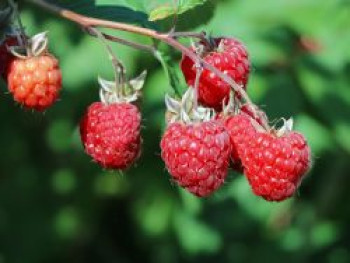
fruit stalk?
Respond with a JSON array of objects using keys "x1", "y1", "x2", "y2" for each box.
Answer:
[
  {"x1": 88, "y1": 27, "x2": 127, "y2": 89},
  {"x1": 193, "y1": 62, "x2": 203, "y2": 110},
  {"x1": 84, "y1": 27, "x2": 156, "y2": 54}
]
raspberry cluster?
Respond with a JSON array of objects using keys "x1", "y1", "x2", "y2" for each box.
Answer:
[
  {"x1": 160, "y1": 37, "x2": 311, "y2": 201},
  {"x1": 0, "y1": 25, "x2": 311, "y2": 202}
]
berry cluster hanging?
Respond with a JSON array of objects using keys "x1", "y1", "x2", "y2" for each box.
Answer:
[{"x1": 0, "y1": 1, "x2": 311, "y2": 202}]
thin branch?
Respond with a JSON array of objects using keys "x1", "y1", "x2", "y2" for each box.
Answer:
[
  {"x1": 84, "y1": 27, "x2": 156, "y2": 54},
  {"x1": 193, "y1": 62, "x2": 203, "y2": 109},
  {"x1": 88, "y1": 27, "x2": 125, "y2": 91},
  {"x1": 154, "y1": 51, "x2": 181, "y2": 97},
  {"x1": 102, "y1": 33, "x2": 156, "y2": 54},
  {"x1": 169, "y1": 31, "x2": 206, "y2": 40}
]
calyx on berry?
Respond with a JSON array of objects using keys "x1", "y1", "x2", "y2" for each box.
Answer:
[
  {"x1": 165, "y1": 88, "x2": 215, "y2": 125},
  {"x1": 98, "y1": 70, "x2": 147, "y2": 105},
  {"x1": 275, "y1": 118, "x2": 294, "y2": 136},
  {"x1": 9, "y1": 31, "x2": 49, "y2": 58},
  {"x1": 188, "y1": 34, "x2": 224, "y2": 56},
  {"x1": 221, "y1": 91, "x2": 268, "y2": 132}
]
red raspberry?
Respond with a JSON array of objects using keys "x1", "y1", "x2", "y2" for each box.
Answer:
[
  {"x1": 240, "y1": 104, "x2": 268, "y2": 129},
  {"x1": 160, "y1": 120, "x2": 231, "y2": 197},
  {"x1": 7, "y1": 55, "x2": 62, "y2": 111},
  {"x1": 233, "y1": 119, "x2": 311, "y2": 201},
  {"x1": 80, "y1": 102, "x2": 141, "y2": 170},
  {"x1": 223, "y1": 112, "x2": 311, "y2": 201},
  {"x1": 0, "y1": 36, "x2": 19, "y2": 77},
  {"x1": 180, "y1": 37, "x2": 250, "y2": 110},
  {"x1": 223, "y1": 113, "x2": 256, "y2": 172}
]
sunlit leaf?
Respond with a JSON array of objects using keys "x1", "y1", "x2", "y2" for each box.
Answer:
[{"x1": 149, "y1": 0, "x2": 207, "y2": 21}]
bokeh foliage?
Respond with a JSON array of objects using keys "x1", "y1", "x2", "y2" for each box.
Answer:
[{"x1": 0, "y1": 0, "x2": 350, "y2": 262}]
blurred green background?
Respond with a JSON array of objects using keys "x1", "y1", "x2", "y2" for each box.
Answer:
[{"x1": 0, "y1": 0, "x2": 350, "y2": 262}]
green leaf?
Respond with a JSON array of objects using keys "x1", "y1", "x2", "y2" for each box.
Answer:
[
  {"x1": 125, "y1": 1, "x2": 146, "y2": 11},
  {"x1": 44, "y1": 0, "x2": 156, "y2": 28},
  {"x1": 149, "y1": 0, "x2": 208, "y2": 21},
  {"x1": 95, "y1": 0, "x2": 130, "y2": 5},
  {"x1": 45, "y1": 0, "x2": 209, "y2": 25}
]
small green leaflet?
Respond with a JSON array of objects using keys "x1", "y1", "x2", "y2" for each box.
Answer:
[
  {"x1": 149, "y1": 0, "x2": 208, "y2": 21},
  {"x1": 44, "y1": 0, "x2": 155, "y2": 28}
]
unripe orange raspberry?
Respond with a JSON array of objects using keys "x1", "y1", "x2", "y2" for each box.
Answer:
[
  {"x1": 5, "y1": 32, "x2": 62, "y2": 111},
  {"x1": 7, "y1": 54, "x2": 62, "y2": 111}
]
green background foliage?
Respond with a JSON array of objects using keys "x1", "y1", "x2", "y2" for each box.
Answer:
[{"x1": 0, "y1": 0, "x2": 350, "y2": 262}]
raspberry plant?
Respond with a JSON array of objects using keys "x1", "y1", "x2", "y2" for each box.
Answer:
[{"x1": 0, "y1": 0, "x2": 312, "y2": 201}]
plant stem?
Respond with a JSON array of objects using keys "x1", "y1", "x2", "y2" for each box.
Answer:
[
  {"x1": 85, "y1": 28, "x2": 156, "y2": 54},
  {"x1": 193, "y1": 63, "x2": 203, "y2": 109},
  {"x1": 87, "y1": 27, "x2": 125, "y2": 90},
  {"x1": 170, "y1": 31, "x2": 206, "y2": 40},
  {"x1": 155, "y1": 51, "x2": 181, "y2": 97},
  {"x1": 25, "y1": 0, "x2": 256, "y2": 110}
]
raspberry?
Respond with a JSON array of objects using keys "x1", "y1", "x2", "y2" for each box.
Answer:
[
  {"x1": 7, "y1": 55, "x2": 62, "y2": 111},
  {"x1": 243, "y1": 131, "x2": 310, "y2": 201},
  {"x1": 230, "y1": 116, "x2": 311, "y2": 201},
  {"x1": 79, "y1": 70, "x2": 146, "y2": 169},
  {"x1": 180, "y1": 37, "x2": 250, "y2": 110},
  {"x1": 4, "y1": 32, "x2": 62, "y2": 111},
  {"x1": 223, "y1": 110, "x2": 311, "y2": 201},
  {"x1": 160, "y1": 120, "x2": 231, "y2": 197},
  {"x1": 80, "y1": 102, "x2": 141, "y2": 170},
  {"x1": 240, "y1": 104, "x2": 268, "y2": 129},
  {"x1": 223, "y1": 113, "x2": 256, "y2": 172}
]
